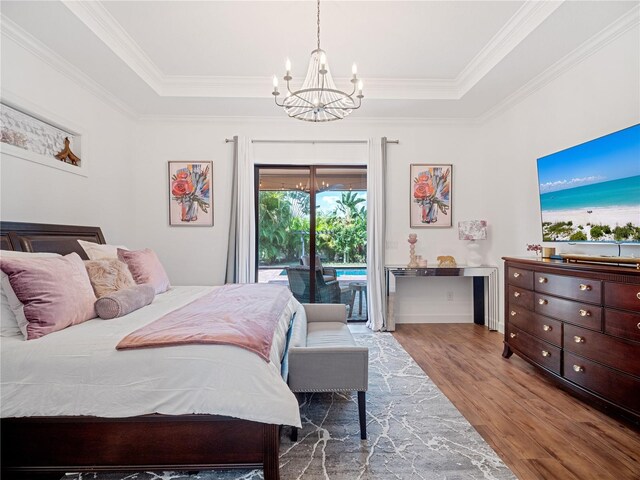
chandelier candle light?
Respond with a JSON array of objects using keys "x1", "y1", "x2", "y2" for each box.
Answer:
[{"x1": 272, "y1": 0, "x2": 364, "y2": 122}]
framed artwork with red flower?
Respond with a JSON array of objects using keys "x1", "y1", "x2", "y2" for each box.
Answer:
[
  {"x1": 168, "y1": 161, "x2": 213, "y2": 226},
  {"x1": 410, "y1": 164, "x2": 452, "y2": 228}
]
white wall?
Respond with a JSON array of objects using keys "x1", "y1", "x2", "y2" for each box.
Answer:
[{"x1": 0, "y1": 35, "x2": 137, "y2": 245}]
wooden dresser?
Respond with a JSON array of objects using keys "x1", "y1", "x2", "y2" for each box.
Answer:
[{"x1": 502, "y1": 257, "x2": 640, "y2": 424}]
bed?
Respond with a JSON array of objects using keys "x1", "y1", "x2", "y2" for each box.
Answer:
[{"x1": 0, "y1": 221, "x2": 300, "y2": 480}]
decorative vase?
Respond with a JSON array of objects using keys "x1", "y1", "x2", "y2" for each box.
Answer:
[{"x1": 181, "y1": 198, "x2": 198, "y2": 222}]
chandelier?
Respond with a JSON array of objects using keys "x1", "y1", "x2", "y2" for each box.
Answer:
[{"x1": 271, "y1": 0, "x2": 364, "y2": 122}]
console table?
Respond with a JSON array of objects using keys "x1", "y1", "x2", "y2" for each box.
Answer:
[{"x1": 385, "y1": 265, "x2": 499, "y2": 331}]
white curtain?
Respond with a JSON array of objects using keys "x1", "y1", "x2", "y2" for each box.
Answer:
[
  {"x1": 225, "y1": 136, "x2": 255, "y2": 284},
  {"x1": 366, "y1": 137, "x2": 386, "y2": 331}
]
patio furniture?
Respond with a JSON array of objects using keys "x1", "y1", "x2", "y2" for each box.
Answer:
[
  {"x1": 300, "y1": 254, "x2": 337, "y2": 282},
  {"x1": 286, "y1": 266, "x2": 341, "y2": 303},
  {"x1": 287, "y1": 303, "x2": 369, "y2": 441},
  {"x1": 348, "y1": 281, "x2": 367, "y2": 318}
]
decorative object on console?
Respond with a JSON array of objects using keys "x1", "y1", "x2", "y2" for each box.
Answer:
[
  {"x1": 459, "y1": 220, "x2": 487, "y2": 266},
  {"x1": 542, "y1": 247, "x2": 556, "y2": 258},
  {"x1": 437, "y1": 255, "x2": 457, "y2": 267},
  {"x1": 407, "y1": 233, "x2": 418, "y2": 268},
  {"x1": 271, "y1": 0, "x2": 363, "y2": 122},
  {"x1": 526, "y1": 243, "x2": 542, "y2": 257},
  {"x1": 410, "y1": 164, "x2": 452, "y2": 227},
  {"x1": 417, "y1": 256, "x2": 428, "y2": 268},
  {"x1": 168, "y1": 161, "x2": 213, "y2": 226}
]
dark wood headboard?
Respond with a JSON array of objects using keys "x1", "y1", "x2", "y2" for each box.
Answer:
[{"x1": 0, "y1": 221, "x2": 106, "y2": 259}]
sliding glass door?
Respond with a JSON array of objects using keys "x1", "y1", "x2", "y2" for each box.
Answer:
[{"x1": 256, "y1": 165, "x2": 367, "y2": 321}]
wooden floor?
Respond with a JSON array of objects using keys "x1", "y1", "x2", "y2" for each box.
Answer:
[{"x1": 392, "y1": 324, "x2": 640, "y2": 480}]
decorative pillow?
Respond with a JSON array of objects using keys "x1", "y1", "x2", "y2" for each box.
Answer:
[
  {"x1": 117, "y1": 248, "x2": 170, "y2": 295},
  {"x1": 78, "y1": 239, "x2": 128, "y2": 260},
  {"x1": 84, "y1": 258, "x2": 136, "y2": 298},
  {"x1": 0, "y1": 251, "x2": 61, "y2": 337},
  {"x1": 0, "y1": 252, "x2": 97, "y2": 340},
  {"x1": 95, "y1": 284, "x2": 156, "y2": 319}
]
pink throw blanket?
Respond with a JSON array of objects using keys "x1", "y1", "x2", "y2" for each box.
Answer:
[{"x1": 116, "y1": 284, "x2": 292, "y2": 362}]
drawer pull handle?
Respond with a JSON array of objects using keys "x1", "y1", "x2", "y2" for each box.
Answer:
[
  {"x1": 538, "y1": 298, "x2": 548, "y2": 305},
  {"x1": 579, "y1": 309, "x2": 591, "y2": 317},
  {"x1": 538, "y1": 277, "x2": 548, "y2": 284},
  {"x1": 541, "y1": 350, "x2": 550, "y2": 357},
  {"x1": 509, "y1": 332, "x2": 517, "y2": 338},
  {"x1": 513, "y1": 291, "x2": 521, "y2": 298},
  {"x1": 574, "y1": 336, "x2": 585, "y2": 343},
  {"x1": 543, "y1": 324, "x2": 552, "y2": 332},
  {"x1": 513, "y1": 272, "x2": 521, "y2": 278},
  {"x1": 579, "y1": 284, "x2": 591, "y2": 291},
  {"x1": 573, "y1": 365, "x2": 584, "y2": 373},
  {"x1": 637, "y1": 292, "x2": 640, "y2": 300},
  {"x1": 637, "y1": 322, "x2": 640, "y2": 330},
  {"x1": 510, "y1": 310, "x2": 517, "y2": 316}
]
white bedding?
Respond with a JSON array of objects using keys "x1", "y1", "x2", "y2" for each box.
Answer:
[{"x1": 0, "y1": 286, "x2": 302, "y2": 428}]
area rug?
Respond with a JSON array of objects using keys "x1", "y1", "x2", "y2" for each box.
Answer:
[{"x1": 65, "y1": 333, "x2": 515, "y2": 480}]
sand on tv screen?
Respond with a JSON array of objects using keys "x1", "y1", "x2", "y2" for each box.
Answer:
[{"x1": 537, "y1": 124, "x2": 640, "y2": 243}]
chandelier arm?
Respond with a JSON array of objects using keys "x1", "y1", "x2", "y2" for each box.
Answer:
[
  {"x1": 323, "y1": 109, "x2": 342, "y2": 120},
  {"x1": 274, "y1": 96, "x2": 286, "y2": 107},
  {"x1": 291, "y1": 108, "x2": 317, "y2": 119},
  {"x1": 322, "y1": 95, "x2": 355, "y2": 108},
  {"x1": 289, "y1": 92, "x2": 316, "y2": 107}
]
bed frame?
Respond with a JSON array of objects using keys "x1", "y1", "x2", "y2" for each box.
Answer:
[{"x1": 0, "y1": 221, "x2": 281, "y2": 480}]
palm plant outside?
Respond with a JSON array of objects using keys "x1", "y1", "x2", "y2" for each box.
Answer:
[{"x1": 258, "y1": 190, "x2": 367, "y2": 266}]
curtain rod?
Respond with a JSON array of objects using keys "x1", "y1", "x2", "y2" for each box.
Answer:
[{"x1": 225, "y1": 138, "x2": 399, "y2": 144}]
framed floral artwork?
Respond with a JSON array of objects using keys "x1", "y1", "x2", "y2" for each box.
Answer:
[
  {"x1": 168, "y1": 161, "x2": 213, "y2": 226},
  {"x1": 410, "y1": 164, "x2": 452, "y2": 228}
]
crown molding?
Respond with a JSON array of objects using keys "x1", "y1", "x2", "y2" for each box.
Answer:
[
  {"x1": 455, "y1": 0, "x2": 563, "y2": 95},
  {"x1": 0, "y1": 14, "x2": 137, "y2": 119},
  {"x1": 479, "y1": 4, "x2": 640, "y2": 124},
  {"x1": 137, "y1": 113, "x2": 479, "y2": 126},
  {"x1": 62, "y1": 0, "x2": 559, "y2": 101},
  {"x1": 61, "y1": 0, "x2": 165, "y2": 95}
]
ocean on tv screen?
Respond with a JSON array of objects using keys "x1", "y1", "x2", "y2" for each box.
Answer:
[{"x1": 537, "y1": 124, "x2": 640, "y2": 243}]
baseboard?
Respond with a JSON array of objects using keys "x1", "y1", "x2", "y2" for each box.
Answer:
[{"x1": 394, "y1": 314, "x2": 473, "y2": 324}]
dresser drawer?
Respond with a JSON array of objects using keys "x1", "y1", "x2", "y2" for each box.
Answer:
[
  {"x1": 535, "y1": 293, "x2": 602, "y2": 331},
  {"x1": 508, "y1": 285, "x2": 534, "y2": 310},
  {"x1": 563, "y1": 351, "x2": 640, "y2": 414},
  {"x1": 535, "y1": 272, "x2": 601, "y2": 304},
  {"x1": 604, "y1": 282, "x2": 640, "y2": 313},
  {"x1": 507, "y1": 267, "x2": 533, "y2": 289},
  {"x1": 605, "y1": 309, "x2": 640, "y2": 343},
  {"x1": 509, "y1": 309, "x2": 562, "y2": 347},
  {"x1": 564, "y1": 324, "x2": 640, "y2": 377},
  {"x1": 508, "y1": 325, "x2": 561, "y2": 374}
]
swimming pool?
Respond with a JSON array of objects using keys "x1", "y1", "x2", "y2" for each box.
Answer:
[{"x1": 279, "y1": 268, "x2": 367, "y2": 277}]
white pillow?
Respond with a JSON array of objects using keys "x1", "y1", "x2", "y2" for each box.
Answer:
[
  {"x1": 0, "y1": 250, "x2": 61, "y2": 337},
  {"x1": 78, "y1": 239, "x2": 128, "y2": 260}
]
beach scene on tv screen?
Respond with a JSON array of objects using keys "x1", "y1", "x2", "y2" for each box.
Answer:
[{"x1": 538, "y1": 125, "x2": 640, "y2": 242}]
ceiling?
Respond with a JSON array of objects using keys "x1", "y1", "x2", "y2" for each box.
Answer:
[{"x1": 1, "y1": 1, "x2": 638, "y2": 120}]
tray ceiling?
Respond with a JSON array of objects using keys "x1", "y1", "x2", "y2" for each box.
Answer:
[{"x1": 1, "y1": 0, "x2": 638, "y2": 120}]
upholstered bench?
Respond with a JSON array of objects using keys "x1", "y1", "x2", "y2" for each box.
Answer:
[{"x1": 288, "y1": 303, "x2": 369, "y2": 440}]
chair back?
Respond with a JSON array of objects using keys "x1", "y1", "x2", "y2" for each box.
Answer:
[
  {"x1": 286, "y1": 265, "x2": 336, "y2": 303},
  {"x1": 300, "y1": 254, "x2": 324, "y2": 269}
]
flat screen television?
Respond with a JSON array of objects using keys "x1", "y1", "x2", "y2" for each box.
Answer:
[{"x1": 537, "y1": 124, "x2": 640, "y2": 243}]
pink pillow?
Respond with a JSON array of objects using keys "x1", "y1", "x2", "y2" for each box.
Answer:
[
  {"x1": 0, "y1": 252, "x2": 97, "y2": 340},
  {"x1": 117, "y1": 248, "x2": 170, "y2": 294}
]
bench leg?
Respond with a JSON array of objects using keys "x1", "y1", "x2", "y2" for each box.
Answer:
[
  {"x1": 290, "y1": 427, "x2": 298, "y2": 442},
  {"x1": 358, "y1": 391, "x2": 367, "y2": 439}
]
